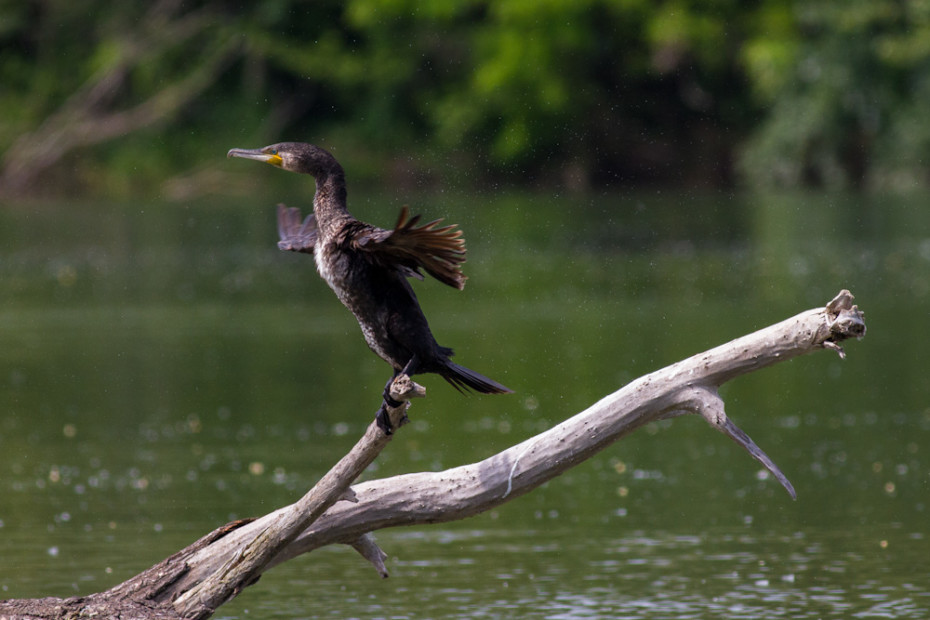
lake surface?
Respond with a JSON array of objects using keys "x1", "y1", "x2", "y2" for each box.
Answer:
[{"x1": 1, "y1": 190, "x2": 928, "y2": 618}]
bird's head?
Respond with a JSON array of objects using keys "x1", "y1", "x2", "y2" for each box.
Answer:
[{"x1": 227, "y1": 142, "x2": 342, "y2": 179}]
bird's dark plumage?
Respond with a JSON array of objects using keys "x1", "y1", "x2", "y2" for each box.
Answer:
[{"x1": 228, "y1": 142, "x2": 512, "y2": 432}]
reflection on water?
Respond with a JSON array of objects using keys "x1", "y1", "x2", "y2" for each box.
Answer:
[
  {"x1": 1, "y1": 192, "x2": 929, "y2": 618},
  {"x1": 216, "y1": 526, "x2": 930, "y2": 619}
]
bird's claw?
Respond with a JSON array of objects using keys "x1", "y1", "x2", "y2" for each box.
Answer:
[{"x1": 375, "y1": 402, "x2": 394, "y2": 435}]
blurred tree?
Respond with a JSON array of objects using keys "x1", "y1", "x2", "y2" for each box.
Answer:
[
  {"x1": 0, "y1": 0, "x2": 243, "y2": 196},
  {"x1": 241, "y1": 0, "x2": 754, "y2": 188},
  {"x1": 739, "y1": 0, "x2": 930, "y2": 190},
  {"x1": 1, "y1": 0, "x2": 928, "y2": 197}
]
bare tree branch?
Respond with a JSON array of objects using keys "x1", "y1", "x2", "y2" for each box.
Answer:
[
  {"x1": 0, "y1": 290, "x2": 866, "y2": 620},
  {"x1": 173, "y1": 378, "x2": 422, "y2": 617}
]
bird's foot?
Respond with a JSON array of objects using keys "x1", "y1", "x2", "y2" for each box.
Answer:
[
  {"x1": 374, "y1": 374, "x2": 425, "y2": 435},
  {"x1": 375, "y1": 401, "x2": 394, "y2": 435},
  {"x1": 376, "y1": 376, "x2": 405, "y2": 434},
  {"x1": 375, "y1": 399, "x2": 407, "y2": 435},
  {"x1": 381, "y1": 378, "x2": 404, "y2": 407}
]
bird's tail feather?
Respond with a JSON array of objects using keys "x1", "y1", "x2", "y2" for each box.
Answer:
[{"x1": 441, "y1": 361, "x2": 512, "y2": 395}]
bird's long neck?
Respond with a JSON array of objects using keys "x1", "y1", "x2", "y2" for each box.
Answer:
[{"x1": 312, "y1": 170, "x2": 352, "y2": 236}]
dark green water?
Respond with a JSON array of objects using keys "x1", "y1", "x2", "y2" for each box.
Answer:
[{"x1": 1, "y1": 191, "x2": 928, "y2": 618}]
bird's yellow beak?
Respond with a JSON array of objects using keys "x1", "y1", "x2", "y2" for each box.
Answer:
[{"x1": 227, "y1": 147, "x2": 283, "y2": 167}]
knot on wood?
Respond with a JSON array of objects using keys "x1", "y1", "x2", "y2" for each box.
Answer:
[
  {"x1": 389, "y1": 375, "x2": 426, "y2": 402},
  {"x1": 823, "y1": 290, "x2": 866, "y2": 357}
]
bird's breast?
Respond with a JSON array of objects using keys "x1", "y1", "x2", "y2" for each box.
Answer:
[
  {"x1": 314, "y1": 242, "x2": 402, "y2": 364},
  {"x1": 314, "y1": 243, "x2": 352, "y2": 300},
  {"x1": 314, "y1": 242, "x2": 383, "y2": 317}
]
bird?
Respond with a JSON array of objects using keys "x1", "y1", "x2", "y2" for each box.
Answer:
[{"x1": 227, "y1": 142, "x2": 512, "y2": 433}]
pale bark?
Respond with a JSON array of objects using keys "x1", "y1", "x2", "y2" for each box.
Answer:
[{"x1": 0, "y1": 290, "x2": 866, "y2": 620}]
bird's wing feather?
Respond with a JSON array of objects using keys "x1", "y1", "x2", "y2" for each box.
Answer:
[
  {"x1": 352, "y1": 206, "x2": 467, "y2": 290},
  {"x1": 277, "y1": 204, "x2": 318, "y2": 254}
]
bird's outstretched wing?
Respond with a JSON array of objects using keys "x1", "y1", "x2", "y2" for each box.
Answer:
[
  {"x1": 277, "y1": 203, "x2": 318, "y2": 254},
  {"x1": 353, "y1": 206, "x2": 467, "y2": 290}
]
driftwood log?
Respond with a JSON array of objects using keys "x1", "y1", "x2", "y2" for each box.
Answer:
[{"x1": 0, "y1": 290, "x2": 866, "y2": 620}]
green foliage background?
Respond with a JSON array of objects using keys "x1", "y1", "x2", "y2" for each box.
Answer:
[{"x1": 2, "y1": 0, "x2": 929, "y2": 197}]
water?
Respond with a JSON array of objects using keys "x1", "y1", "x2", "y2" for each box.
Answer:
[{"x1": 1, "y1": 191, "x2": 928, "y2": 617}]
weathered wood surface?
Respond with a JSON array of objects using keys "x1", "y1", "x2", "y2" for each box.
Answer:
[{"x1": 0, "y1": 291, "x2": 866, "y2": 620}]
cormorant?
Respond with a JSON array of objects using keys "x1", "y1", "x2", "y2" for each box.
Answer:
[{"x1": 227, "y1": 142, "x2": 512, "y2": 433}]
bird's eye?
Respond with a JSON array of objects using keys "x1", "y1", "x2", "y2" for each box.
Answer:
[{"x1": 269, "y1": 148, "x2": 278, "y2": 155}]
